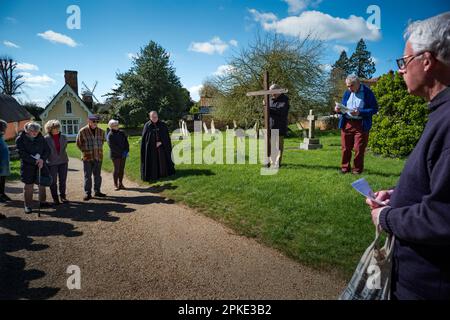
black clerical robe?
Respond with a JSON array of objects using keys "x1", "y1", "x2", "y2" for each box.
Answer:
[{"x1": 141, "y1": 120, "x2": 175, "y2": 181}]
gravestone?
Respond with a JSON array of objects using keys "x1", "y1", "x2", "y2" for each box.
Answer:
[
  {"x1": 203, "y1": 122, "x2": 209, "y2": 134},
  {"x1": 211, "y1": 120, "x2": 216, "y2": 135},
  {"x1": 300, "y1": 110, "x2": 323, "y2": 150}
]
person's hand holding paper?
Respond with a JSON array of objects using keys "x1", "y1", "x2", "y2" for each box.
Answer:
[{"x1": 351, "y1": 178, "x2": 389, "y2": 207}]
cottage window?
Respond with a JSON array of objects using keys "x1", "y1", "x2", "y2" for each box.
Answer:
[
  {"x1": 61, "y1": 119, "x2": 79, "y2": 135},
  {"x1": 66, "y1": 101, "x2": 72, "y2": 114}
]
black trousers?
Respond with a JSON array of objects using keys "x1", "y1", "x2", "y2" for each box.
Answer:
[
  {"x1": 49, "y1": 163, "x2": 68, "y2": 200},
  {"x1": 112, "y1": 158, "x2": 126, "y2": 186},
  {"x1": 0, "y1": 176, "x2": 5, "y2": 194}
]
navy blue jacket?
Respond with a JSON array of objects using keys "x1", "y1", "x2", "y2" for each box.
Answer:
[
  {"x1": 269, "y1": 94, "x2": 290, "y2": 137},
  {"x1": 15, "y1": 131, "x2": 51, "y2": 184},
  {"x1": 338, "y1": 84, "x2": 379, "y2": 132},
  {"x1": 106, "y1": 129, "x2": 129, "y2": 160},
  {"x1": 379, "y1": 87, "x2": 450, "y2": 300}
]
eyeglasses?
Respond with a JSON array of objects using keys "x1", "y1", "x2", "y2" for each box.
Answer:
[
  {"x1": 396, "y1": 52, "x2": 424, "y2": 70},
  {"x1": 91, "y1": 120, "x2": 99, "y2": 123}
]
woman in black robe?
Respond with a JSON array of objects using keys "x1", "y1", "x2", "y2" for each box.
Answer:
[{"x1": 141, "y1": 111, "x2": 175, "y2": 181}]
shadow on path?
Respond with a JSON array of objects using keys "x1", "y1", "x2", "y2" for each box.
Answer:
[{"x1": 0, "y1": 216, "x2": 83, "y2": 300}]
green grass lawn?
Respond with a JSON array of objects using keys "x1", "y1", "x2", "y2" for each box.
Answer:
[{"x1": 66, "y1": 128, "x2": 405, "y2": 279}]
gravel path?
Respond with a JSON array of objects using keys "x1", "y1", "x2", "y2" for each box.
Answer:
[{"x1": 0, "y1": 158, "x2": 345, "y2": 300}]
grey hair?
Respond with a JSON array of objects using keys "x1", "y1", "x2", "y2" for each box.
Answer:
[
  {"x1": 24, "y1": 122, "x2": 41, "y2": 133},
  {"x1": 405, "y1": 12, "x2": 450, "y2": 65},
  {"x1": 0, "y1": 119, "x2": 7, "y2": 133},
  {"x1": 346, "y1": 75, "x2": 360, "y2": 84},
  {"x1": 269, "y1": 84, "x2": 281, "y2": 90},
  {"x1": 44, "y1": 120, "x2": 61, "y2": 134},
  {"x1": 108, "y1": 119, "x2": 119, "y2": 128}
]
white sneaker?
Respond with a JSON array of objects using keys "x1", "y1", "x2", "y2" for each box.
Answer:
[{"x1": 24, "y1": 207, "x2": 32, "y2": 214}]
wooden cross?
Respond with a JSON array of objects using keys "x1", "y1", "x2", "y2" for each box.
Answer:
[{"x1": 246, "y1": 71, "x2": 288, "y2": 165}]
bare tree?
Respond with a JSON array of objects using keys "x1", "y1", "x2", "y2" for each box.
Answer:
[
  {"x1": 210, "y1": 33, "x2": 328, "y2": 127},
  {"x1": 0, "y1": 56, "x2": 24, "y2": 96}
]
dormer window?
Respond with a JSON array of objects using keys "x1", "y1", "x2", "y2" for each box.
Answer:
[{"x1": 66, "y1": 100, "x2": 72, "y2": 114}]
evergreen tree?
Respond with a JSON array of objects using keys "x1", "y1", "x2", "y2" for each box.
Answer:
[
  {"x1": 331, "y1": 50, "x2": 351, "y2": 78},
  {"x1": 110, "y1": 41, "x2": 191, "y2": 128},
  {"x1": 349, "y1": 39, "x2": 376, "y2": 79}
]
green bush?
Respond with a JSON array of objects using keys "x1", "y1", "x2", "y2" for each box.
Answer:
[
  {"x1": 369, "y1": 72, "x2": 428, "y2": 158},
  {"x1": 114, "y1": 98, "x2": 148, "y2": 128}
]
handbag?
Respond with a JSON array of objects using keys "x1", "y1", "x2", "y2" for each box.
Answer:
[
  {"x1": 339, "y1": 226, "x2": 395, "y2": 300},
  {"x1": 35, "y1": 164, "x2": 53, "y2": 187}
]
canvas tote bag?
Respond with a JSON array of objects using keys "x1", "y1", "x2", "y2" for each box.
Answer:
[{"x1": 339, "y1": 226, "x2": 395, "y2": 300}]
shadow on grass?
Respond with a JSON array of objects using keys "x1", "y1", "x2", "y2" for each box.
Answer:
[
  {"x1": 172, "y1": 169, "x2": 215, "y2": 179},
  {"x1": 0, "y1": 216, "x2": 83, "y2": 299},
  {"x1": 124, "y1": 184, "x2": 178, "y2": 194},
  {"x1": 106, "y1": 195, "x2": 175, "y2": 205},
  {"x1": 282, "y1": 163, "x2": 400, "y2": 178}
]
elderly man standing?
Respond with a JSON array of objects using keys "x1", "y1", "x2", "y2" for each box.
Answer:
[
  {"x1": 76, "y1": 115, "x2": 107, "y2": 201},
  {"x1": 268, "y1": 84, "x2": 290, "y2": 168},
  {"x1": 335, "y1": 75, "x2": 378, "y2": 174},
  {"x1": 367, "y1": 12, "x2": 450, "y2": 300}
]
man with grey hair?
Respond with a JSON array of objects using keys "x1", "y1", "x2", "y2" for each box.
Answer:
[
  {"x1": 366, "y1": 12, "x2": 450, "y2": 300},
  {"x1": 335, "y1": 75, "x2": 378, "y2": 174}
]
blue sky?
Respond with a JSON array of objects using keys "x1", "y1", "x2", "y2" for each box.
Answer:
[{"x1": 1, "y1": 0, "x2": 449, "y2": 107}]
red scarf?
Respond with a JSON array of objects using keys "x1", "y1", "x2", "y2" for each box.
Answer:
[{"x1": 52, "y1": 133, "x2": 61, "y2": 154}]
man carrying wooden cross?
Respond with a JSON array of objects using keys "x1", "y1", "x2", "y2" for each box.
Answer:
[
  {"x1": 265, "y1": 84, "x2": 290, "y2": 168},
  {"x1": 247, "y1": 72, "x2": 289, "y2": 169}
]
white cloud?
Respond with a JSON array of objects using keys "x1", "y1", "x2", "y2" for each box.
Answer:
[
  {"x1": 127, "y1": 52, "x2": 138, "y2": 60},
  {"x1": 320, "y1": 64, "x2": 332, "y2": 72},
  {"x1": 16, "y1": 63, "x2": 39, "y2": 71},
  {"x1": 19, "y1": 72, "x2": 56, "y2": 88},
  {"x1": 189, "y1": 37, "x2": 231, "y2": 55},
  {"x1": 37, "y1": 30, "x2": 78, "y2": 47},
  {"x1": 188, "y1": 84, "x2": 203, "y2": 101},
  {"x1": 248, "y1": 9, "x2": 277, "y2": 24},
  {"x1": 249, "y1": 9, "x2": 381, "y2": 42},
  {"x1": 3, "y1": 40, "x2": 20, "y2": 48},
  {"x1": 333, "y1": 45, "x2": 349, "y2": 54},
  {"x1": 283, "y1": 0, "x2": 323, "y2": 14},
  {"x1": 229, "y1": 39, "x2": 238, "y2": 47},
  {"x1": 283, "y1": 0, "x2": 306, "y2": 14},
  {"x1": 213, "y1": 64, "x2": 235, "y2": 76},
  {"x1": 5, "y1": 17, "x2": 17, "y2": 24}
]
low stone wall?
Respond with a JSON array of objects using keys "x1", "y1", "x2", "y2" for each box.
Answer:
[{"x1": 299, "y1": 115, "x2": 339, "y2": 131}]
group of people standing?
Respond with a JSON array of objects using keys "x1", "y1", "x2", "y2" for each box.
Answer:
[{"x1": 0, "y1": 111, "x2": 174, "y2": 215}]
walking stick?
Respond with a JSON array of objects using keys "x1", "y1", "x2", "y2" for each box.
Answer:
[{"x1": 37, "y1": 165, "x2": 41, "y2": 218}]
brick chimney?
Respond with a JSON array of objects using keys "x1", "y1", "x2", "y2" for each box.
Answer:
[{"x1": 64, "y1": 70, "x2": 78, "y2": 95}]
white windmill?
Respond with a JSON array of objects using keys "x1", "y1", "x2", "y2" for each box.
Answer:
[{"x1": 81, "y1": 81, "x2": 100, "y2": 110}]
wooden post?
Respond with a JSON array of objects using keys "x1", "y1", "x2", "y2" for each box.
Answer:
[{"x1": 264, "y1": 71, "x2": 271, "y2": 164}]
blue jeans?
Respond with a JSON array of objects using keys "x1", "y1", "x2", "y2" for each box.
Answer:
[{"x1": 83, "y1": 160, "x2": 102, "y2": 195}]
